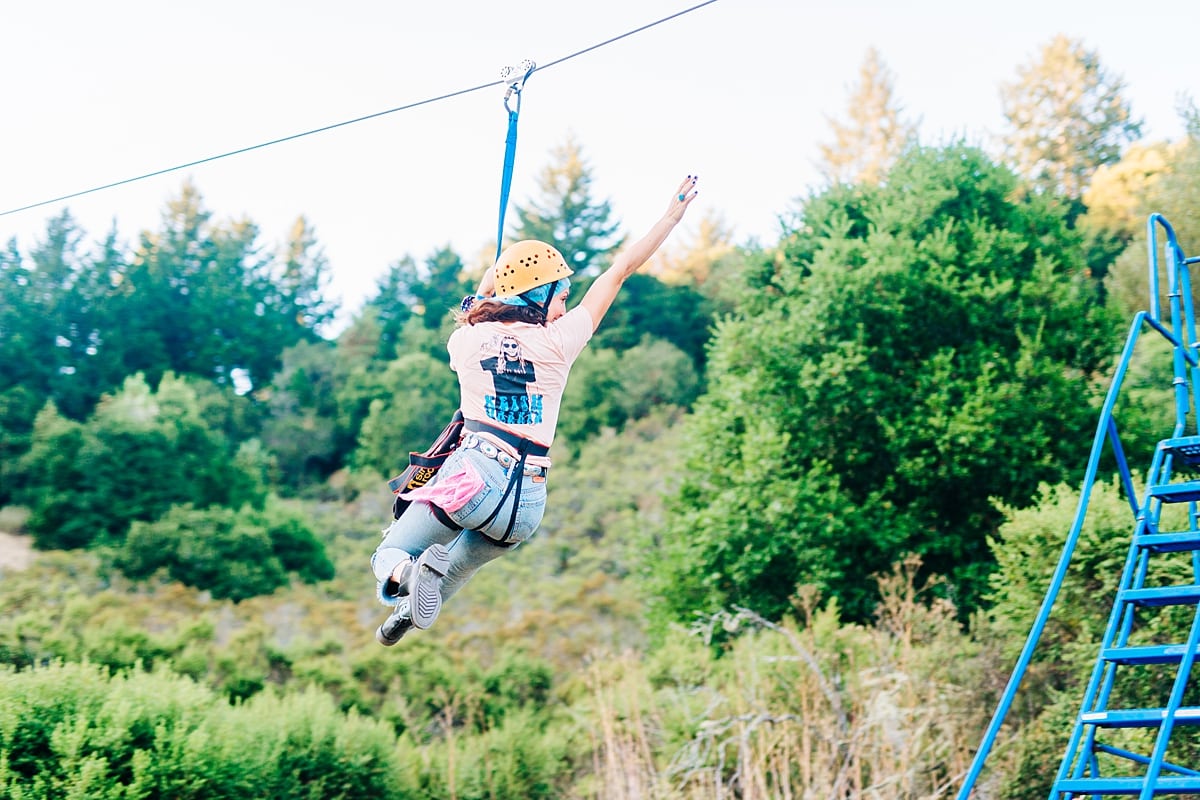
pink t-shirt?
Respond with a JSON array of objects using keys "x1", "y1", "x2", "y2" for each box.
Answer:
[{"x1": 448, "y1": 305, "x2": 594, "y2": 465}]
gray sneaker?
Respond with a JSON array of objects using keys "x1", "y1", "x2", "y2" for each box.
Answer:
[
  {"x1": 376, "y1": 599, "x2": 414, "y2": 646},
  {"x1": 408, "y1": 543, "x2": 450, "y2": 630}
]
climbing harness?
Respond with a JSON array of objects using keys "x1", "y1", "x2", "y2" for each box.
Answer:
[
  {"x1": 458, "y1": 418, "x2": 550, "y2": 546},
  {"x1": 460, "y1": 435, "x2": 547, "y2": 477},
  {"x1": 389, "y1": 412, "x2": 549, "y2": 546},
  {"x1": 388, "y1": 410, "x2": 466, "y2": 519}
]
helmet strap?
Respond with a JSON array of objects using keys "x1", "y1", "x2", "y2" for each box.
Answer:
[{"x1": 520, "y1": 279, "x2": 559, "y2": 322}]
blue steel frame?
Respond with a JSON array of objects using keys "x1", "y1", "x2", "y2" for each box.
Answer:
[{"x1": 956, "y1": 214, "x2": 1199, "y2": 798}]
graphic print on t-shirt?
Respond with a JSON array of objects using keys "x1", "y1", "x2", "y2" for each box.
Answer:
[{"x1": 479, "y1": 335, "x2": 543, "y2": 425}]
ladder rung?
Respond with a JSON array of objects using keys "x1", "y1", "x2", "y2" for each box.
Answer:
[
  {"x1": 1080, "y1": 707, "x2": 1200, "y2": 728},
  {"x1": 1164, "y1": 436, "x2": 1200, "y2": 469},
  {"x1": 1121, "y1": 585, "x2": 1200, "y2": 607},
  {"x1": 1135, "y1": 530, "x2": 1200, "y2": 553},
  {"x1": 1056, "y1": 776, "x2": 1200, "y2": 794},
  {"x1": 1148, "y1": 482, "x2": 1200, "y2": 503},
  {"x1": 1103, "y1": 644, "x2": 1198, "y2": 665}
]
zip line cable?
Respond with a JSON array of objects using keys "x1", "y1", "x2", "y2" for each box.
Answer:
[
  {"x1": 534, "y1": 0, "x2": 718, "y2": 73},
  {"x1": 0, "y1": 0, "x2": 720, "y2": 219}
]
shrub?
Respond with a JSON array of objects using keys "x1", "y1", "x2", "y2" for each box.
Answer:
[
  {"x1": 16, "y1": 375, "x2": 269, "y2": 551},
  {"x1": 117, "y1": 501, "x2": 333, "y2": 601},
  {"x1": 0, "y1": 661, "x2": 406, "y2": 799}
]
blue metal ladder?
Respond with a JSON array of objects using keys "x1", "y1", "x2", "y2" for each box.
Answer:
[{"x1": 957, "y1": 214, "x2": 1200, "y2": 798}]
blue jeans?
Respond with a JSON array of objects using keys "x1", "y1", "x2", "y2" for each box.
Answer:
[{"x1": 371, "y1": 446, "x2": 547, "y2": 607}]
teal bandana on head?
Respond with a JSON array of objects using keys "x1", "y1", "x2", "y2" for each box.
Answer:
[{"x1": 495, "y1": 277, "x2": 570, "y2": 308}]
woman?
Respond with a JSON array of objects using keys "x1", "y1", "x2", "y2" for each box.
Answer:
[{"x1": 370, "y1": 175, "x2": 699, "y2": 645}]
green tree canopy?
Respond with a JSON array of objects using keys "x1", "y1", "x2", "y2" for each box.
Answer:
[
  {"x1": 557, "y1": 339, "x2": 700, "y2": 452},
  {"x1": 15, "y1": 373, "x2": 270, "y2": 550},
  {"x1": 260, "y1": 339, "x2": 344, "y2": 490},
  {"x1": 651, "y1": 143, "x2": 1121, "y2": 624},
  {"x1": 0, "y1": 385, "x2": 43, "y2": 506},
  {"x1": 1, "y1": 182, "x2": 337, "y2": 426},
  {"x1": 352, "y1": 351, "x2": 460, "y2": 477},
  {"x1": 576, "y1": 272, "x2": 713, "y2": 369},
  {"x1": 118, "y1": 501, "x2": 334, "y2": 601},
  {"x1": 277, "y1": 216, "x2": 338, "y2": 333},
  {"x1": 108, "y1": 182, "x2": 331, "y2": 393},
  {"x1": 359, "y1": 246, "x2": 474, "y2": 363},
  {"x1": 0, "y1": 212, "x2": 128, "y2": 420}
]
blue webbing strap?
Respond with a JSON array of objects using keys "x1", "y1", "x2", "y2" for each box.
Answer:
[
  {"x1": 495, "y1": 105, "x2": 520, "y2": 262},
  {"x1": 495, "y1": 61, "x2": 534, "y2": 261}
]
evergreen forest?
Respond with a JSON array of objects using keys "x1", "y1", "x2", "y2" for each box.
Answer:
[{"x1": 2, "y1": 36, "x2": 1200, "y2": 799}]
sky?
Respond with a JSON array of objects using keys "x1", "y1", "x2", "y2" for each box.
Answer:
[{"x1": 3, "y1": 0, "x2": 1198, "y2": 330}]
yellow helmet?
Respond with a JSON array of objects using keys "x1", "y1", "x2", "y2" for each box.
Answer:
[{"x1": 493, "y1": 240, "x2": 573, "y2": 299}]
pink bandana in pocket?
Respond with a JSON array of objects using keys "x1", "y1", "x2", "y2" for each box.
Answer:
[{"x1": 400, "y1": 461, "x2": 485, "y2": 513}]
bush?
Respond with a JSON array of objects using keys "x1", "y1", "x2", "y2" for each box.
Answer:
[
  {"x1": 0, "y1": 661, "x2": 405, "y2": 799},
  {"x1": 16, "y1": 374, "x2": 269, "y2": 551},
  {"x1": 117, "y1": 501, "x2": 333, "y2": 601}
]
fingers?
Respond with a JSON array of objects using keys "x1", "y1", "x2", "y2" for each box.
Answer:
[{"x1": 673, "y1": 174, "x2": 699, "y2": 208}]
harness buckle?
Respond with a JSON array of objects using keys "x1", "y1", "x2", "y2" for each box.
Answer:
[{"x1": 462, "y1": 434, "x2": 545, "y2": 477}]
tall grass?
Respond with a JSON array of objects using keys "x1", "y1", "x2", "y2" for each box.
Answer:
[{"x1": 581, "y1": 557, "x2": 1010, "y2": 799}]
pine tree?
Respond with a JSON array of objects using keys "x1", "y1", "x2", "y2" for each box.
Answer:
[
  {"x1": 277, "y1": 216, "x2": 337, "y2": 334},
  {"x1": 817, "y1": 47, "x2": 919, "y2": 186},
  {"x1": 1001, "y1": 34, "x2": 1143, "y2": 200},
  {"x1": 113, "y1": 181, "x2": 324, "y2": 393}
]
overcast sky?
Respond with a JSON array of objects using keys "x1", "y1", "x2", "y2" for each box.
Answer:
[{"x1": 4, "y1": 0, "x2": 1197, "y2": 327}]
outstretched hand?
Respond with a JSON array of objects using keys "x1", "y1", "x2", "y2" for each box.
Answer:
[{"x1": 666, "y1": 175, "x2": 699, "y2": 222}]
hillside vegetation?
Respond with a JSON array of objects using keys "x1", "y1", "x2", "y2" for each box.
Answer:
[{"x1": 3, "y1": 44, "x2": 1200, "y2": 796}]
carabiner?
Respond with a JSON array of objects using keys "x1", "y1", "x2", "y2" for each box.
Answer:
[{"x1": 500, "y1": 59, "x2": 536, "y2": 112}]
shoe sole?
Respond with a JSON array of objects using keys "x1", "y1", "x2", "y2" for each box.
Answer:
[{"x1": 408, "y1": 544, "x2": 449, "y2": 630}]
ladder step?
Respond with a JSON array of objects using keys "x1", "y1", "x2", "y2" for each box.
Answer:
[
  {"x1": 1056, "y1": 776, "x2": 1200, "y2": 795},
  {"x1": 1103, "y1": 644, "x2": 1198, "y2": 665},
  {"x1": 1164, "y1": 435, "x2": 1200, "y2": 469},
  {"x1": 1135, "y1": 530, "x2": 1200, "y2": 553},
  {"x1": 1148, "y1": 481, "x2": 1200, "y2": 503},
  {"x1": 1080, "y1": 707, "x2": 1200, "y2": 728},
  {"x1": 1121, "y1": 585, "x2": 1200, "y2": 607}
]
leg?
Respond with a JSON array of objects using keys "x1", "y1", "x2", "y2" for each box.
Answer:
[
  {"x1": 371, "y1": 502, "x2": 459, "y2": 645},
  {"x1": 372, "y1": 448, "x2": 549, "y2": 640},
  {"x1": 439, "y1": 529, "x2": 519, "y2": 602},
  {"x1": 435, "y1": 449, "x2": 549, "y2": 602},
  {"x1": 371, "y1": 501, "x2": 460, "y2": 602}
]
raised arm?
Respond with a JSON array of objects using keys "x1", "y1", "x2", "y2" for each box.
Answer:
[
  {"x1": 580, "y1": 175, "x2": 698, "y2": 330},
  {"x1": 474, "y1": 262, "x2": 497, "y2": 298}
]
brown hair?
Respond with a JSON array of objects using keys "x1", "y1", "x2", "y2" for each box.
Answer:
[{"x1": 454, "y1": 299, "x2": 547, "y2": 327}]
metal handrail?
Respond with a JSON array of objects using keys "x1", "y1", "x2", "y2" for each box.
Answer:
[{"x1": 956, "y1": 215, "x2": 1195, "y2": 798}]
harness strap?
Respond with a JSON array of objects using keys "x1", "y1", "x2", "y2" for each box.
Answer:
[
  {"x1": 442, "y1": 418, "x2": 545, "y2": 545},
  {"x1": 430, "y1": 504, "x2": 462, "y2": 533},
  {"x1": 463, "y1": 418, "x2": 550, "y2": 457},
  {"x1": 495, "y1": 106, "x2": 520, "y2": 263},
  {"x1": 473, "y1": 438, "x2": 533, "y2": 544}
]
